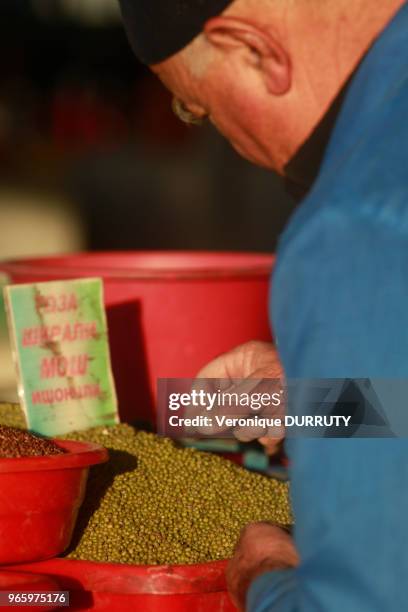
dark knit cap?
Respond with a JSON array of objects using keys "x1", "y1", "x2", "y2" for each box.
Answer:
[{"x1": 119, "y1": 0, "x2": 234, "y2": 65}]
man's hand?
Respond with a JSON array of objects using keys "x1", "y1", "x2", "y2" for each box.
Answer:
[
  {"x1": 195, "y1": 341, "x2": 285, "y2": 451},
  {"x1": 196, "y1": 340, "x2": 283, "y2": 380},
  {"x1": 226, "y1": 523, "x2": 299, "y2": 611}
]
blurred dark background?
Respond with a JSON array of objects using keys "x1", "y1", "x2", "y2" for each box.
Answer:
[
  {"x1": 0, "y1": 0, "x2": 297, "y2": 398},
  {"x1": 0, "y1": 0, "x2": 296, "y2": 259}
]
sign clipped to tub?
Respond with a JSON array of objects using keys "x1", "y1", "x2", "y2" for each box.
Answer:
[{"x1": 3, "y1": 278, "x2": 119, "y2": 436}]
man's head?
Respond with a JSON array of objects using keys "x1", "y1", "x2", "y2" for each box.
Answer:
[{"x1": 120, "y1": 0, "x2": 403, "y2": 173}]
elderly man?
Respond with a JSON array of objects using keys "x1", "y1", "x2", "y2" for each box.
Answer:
[{"x1": 119, "y1": 1, "x2": 408, "y2": 611}]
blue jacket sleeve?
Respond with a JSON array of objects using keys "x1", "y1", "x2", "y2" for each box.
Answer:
[
  {"x1": 248, "y1": 211, "x2": 408, "y2": 611},
  {"x1": 248, "y1": 570, "x2": 297, "y2": 612},
  {"x1": 249, "y1": 438, "x2": 408, "y2": 612}
]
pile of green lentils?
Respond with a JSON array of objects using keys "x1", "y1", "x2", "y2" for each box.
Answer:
[{"x1": 0, "y1": 403, "x2": 292, "y2": 566}]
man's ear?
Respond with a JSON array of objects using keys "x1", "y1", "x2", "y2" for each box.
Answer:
[{"x1": 204, "y1": 16, "x2": 291, "y2": 96}]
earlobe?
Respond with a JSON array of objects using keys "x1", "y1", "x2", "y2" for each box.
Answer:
[
  {"x1": 204, "y1": 16, "x2": 291, "y2": 96},
  {"x1": 263, "y1": 48, "x2": 291, "y2": 96}
]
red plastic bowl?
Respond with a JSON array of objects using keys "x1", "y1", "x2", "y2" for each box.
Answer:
[
  {"x1": 0, "y1": 440, "x2": 108, "y2": 565},
  {"x1": 12, "y1": 558, "x2": 237, "y2": 611},
  {"x1": 0, "y1": 569, "x2": 60, "y2": 611},
  {"x1": 0, "y1": 251, "x2": 274, "y2": 425}
]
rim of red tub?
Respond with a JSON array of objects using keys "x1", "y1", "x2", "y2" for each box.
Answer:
[
  {"x1": 0, "y1": 440, "x2": 108, "y2": 473},
  {"x1": 0, "y1": 251, "x2": 275, "y2": 281},
  {"x1": 12, "y1": 557, "x2": 230, "y2": 595}
]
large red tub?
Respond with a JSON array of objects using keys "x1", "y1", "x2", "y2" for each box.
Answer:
[
  {"x1": 11, "y1": 558, "x2": 236, "y2": 612},
  {"x1": 0, "y1": 252, "x2": 274, "y2": 425}
]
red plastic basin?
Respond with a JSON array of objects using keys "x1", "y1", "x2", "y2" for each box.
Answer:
[
  {"x1": 0, "y1": 440, "x2": 108, "y2": 565},
  {"x1": 11, "y1": 558, "x2": 237, "y2": 612},
  {"x1": 0, "y1": 252, "x2": 274, "y2": 425},
  {"x1": 0, "y1": 569, "x2": 60, "y2": 611}
]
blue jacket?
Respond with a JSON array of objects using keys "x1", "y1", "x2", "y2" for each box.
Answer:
[{"x1": 249, "y1": 5, "x2": 408, "y2": 611}]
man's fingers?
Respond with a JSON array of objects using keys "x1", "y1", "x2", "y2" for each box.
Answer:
[
  {"x1": 226, "y1": 523, "x2": 299, "y2": 609},
  {"x1": 233, "y1": 424, "x2": 267, "y2": 442},
  {"x1": 190, "y1": 342, "x2": 286, "y2": 441},
  {"x1": 259, "y1": 436, "x2": 284, "y2": 456},
  {"x1": 226, "y1": 551, "x2": 250, "y2": 611},
  {"x1": 196, "y1": 341, "x2": 279, "y2": 379}
]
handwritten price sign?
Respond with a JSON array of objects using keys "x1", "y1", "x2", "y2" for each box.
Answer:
[{"x1": 4, "y1": 278, "x2": 118, "y2": 436}]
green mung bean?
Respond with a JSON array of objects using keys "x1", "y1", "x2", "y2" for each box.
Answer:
[{"x1": 63, "y1": 424, "x2": 293, "y2": 565}]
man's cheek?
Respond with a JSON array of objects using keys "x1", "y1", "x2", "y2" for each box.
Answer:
[{"x1": 210, "y1": 113, "x2": 243, "y2": 146}]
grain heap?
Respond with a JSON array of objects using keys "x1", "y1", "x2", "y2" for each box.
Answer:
[
  {"x1": 64, "y1": 424, "x2": 292, "y2": 565},
  {"x1": 0, "y1": 425, "x2": 64, "y2": 458},
  {"x1": 0, "y1": 404, "x2": 293, "y2": 566}
]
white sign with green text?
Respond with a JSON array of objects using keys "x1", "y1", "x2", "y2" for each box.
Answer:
[{"x1": 4, "y1": 278, "x2": 118, "y2": 436}]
